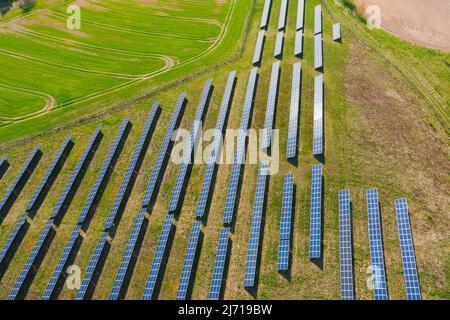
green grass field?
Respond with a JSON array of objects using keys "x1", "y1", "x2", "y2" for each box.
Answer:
[{"x1": 0, "y1": 0, "x2": 448, "y2": 300}]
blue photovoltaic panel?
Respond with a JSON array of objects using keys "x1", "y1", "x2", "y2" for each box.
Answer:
[
  {"x1": 339, "y1": 189, "x2": 354, "y2": 300},
  {"x1": 252, "y1": 30, "x2": 265, "y2": 66},
  {"x1": 77, "y1": 118, "x2": 130, "y2": 224},
  {"x1": 278, "y1": 173, "x2": 294, "y2": 271},
  {"x1": 196, "y1": 71, "x2": 236, "y2": 218},
  {"x1": 278, "y1": 0, "x2": 288, "y2": 31},
  {"x1": 142, "y1": 214, "x2": 174, "y2": 300},
  {"x1": 42, "y1": 225, "x2": 81, "y2": 300},
  {"x1": 333, "y1": 23, "x2": 341, "y2": 41},
  {"x1": 208, "y1": 227, "x2": 230, "y2": 300},
  {"x1": 244, "y1": 162, "x2": 269, "y2": 287},
  {"x1": 309, "y1": 165, "x2": 322, "y2": 259},
  {"x1": 0, "y1": 145, "x2": 41, "y2": 218},
  {"x1": 314, "y1": 5, "x2": 322, "y2": 34},
  {"x1": 286, "y1": 63, "x2": 301, "y2": 159},
  {"x1": 50, "y1": 128, "x2": 102, "y2": 219},
  {"x1": 313, "y1": 75, "x2": 323, "y2": 156},
  {"x1": 75, "y1": 232, "x2": 109, "y2": 300},
  {"x1": 262, "y1": 61, "x2": 280, "y2": 151},
  {"x1": 395, "y1": 198, "x2": 421, "y2": 300},
  {"x1": 274, "y1": 31, "x2": 284, "y2": 58},
  {"x1": 142, "y1": 93, "x2": 185, "y2": 207},
  {"x1": 314, "y1": 33, "x2": 323, "y2": 70},
  {"x1": 0, "y1": 213, "x2": 27, "y2": 266},
  {"x1": 26, "y1": 136, "x2": 72, "y2": 213},
  {"x1": 104, "y1": 103, "x2": 159, "y2": 229},
  {"x1": 294, "y1": 30, "x2": 303, "y2": 56},
  {"x1": 8, "y1": 219, "x2": 54, "y2": 300},
  {"x1": 0, "y1": 157, "x2": 9, "y2": 180},
  {"x1": 260, "y1": 0, "x2": 271, "y2": 29},
  {"x1": 109, "y1": 208, "x2": 147, "y2": 300},
  {"x1": 223, "y1": 68, "x2": 258, "y2": 225},
  {"x1": 168, "y1": 80, "x2": 212, "y2": 212},
  {"x1": 296, "y1": 0, "x2": 305, "y2": 30},
  {"x1": 366, "y1": 188, "x2": 388, "y2": 300},
  {"x1": 176, "y1": 221, "x2": 202, "y2": 300}
]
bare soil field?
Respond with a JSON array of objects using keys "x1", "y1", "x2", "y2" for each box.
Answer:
[{"x1": 354, "y1": 0, "x2": 450, "y2": 51}]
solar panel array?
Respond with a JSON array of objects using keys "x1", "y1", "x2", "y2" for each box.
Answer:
[
  {"x1": 278, "y1": 173, "x2": 294, "y2": 271},
  {"x1": 309, "y1": 165, "x2": 322, "y2": 259},
  {"x1": 366, "y1": 188, "x2": 388, "y2": 300},
  {"x1": 244, "y1": 162, "x2": 269, "y2": 287},
  {"x1": 8, "y1": 219, "x2": 54, "y2": 300},
  {"x1": 314, "y1": 5, "x2": 322, "y2": 34},
  {"x1": 169, "y1": 80, "x2": 212, "y2": 212},
  {"x1": 0, "y1": 213, "x2": 27, "y2": 267},
  {"x1": 339, "y1": 189, "x2": 354, "y2": 300},
  {"x1": 142, "y1": 214, "x2": 174, "y2": 300},
  {"x1": 75, "y1": 232, "x2": 109, "y2": 300},
  {"x1": 104, "y1": 103, "x2": 159, "y2": 229},
  {"x1": 0, "y1": 157, "x2": 9, "y2": 180},
  {"x1": 223, "y1": 68, "x2": 258, "y2": 225},
  {"x1": 262, "y1": 61, "x2": 280, "y2": 152},
  {"x1": 260, "y1": 0, "x2": 271, "y2": 29},
  {"x1": 313, "y1": 75, "x2": 324, "y2": 156},
  {"x1": 176, "y1": 221, "x2": 202, "y2": 300},
  {"x1": 0, "y1": 145, "x2": 41, "y2": 219},
  {"x1": 274, "y1": 31, "x2": 284, "y2": 58},
  {"x1": 252, "y1": 30, "x2": 265, "y2": 66},
  {"x1": 278, "y1": 0, "x2": 288, "y2": 31},
  {"x1": 208, "y1": 227, "x2": 230, "y2": 300},
  {"x1": 294, "y1": 30, "x2": 303, "y2": 56},
  {"x1": 314, "y1": 33, "x2": 323, "y2": 70},
  {"x1": 333, "y1": 23, "x2": 341, "y2": 41},
  {"x1": 286, "y1": 62, "x2": 301, "y2": 159},
  {"x1": 42, "y1": 225, "x2": 81, "y2": 300},
  {"x1": 77, "y1": 118, "x2": 130, "y2": 224},
  {"x1": 142, "y1": 93, "x2": 186, "y2": 207},
  {"x1": 296, "y1": 0, "x2": 305, "y2": 30},
  {"x1": 196, "y1": 71, "x2": 236, "y2": 218},
  {"x1": 25, "y1": 136, "x2": 72, "y2": 213},
  {"x1": 395, "y1": 198, "x2": 421, "y2": 300}
]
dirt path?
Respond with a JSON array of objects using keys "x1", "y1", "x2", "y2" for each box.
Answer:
[{"x1": 354, "y1": 0, "x2": 450, "y2": 51}]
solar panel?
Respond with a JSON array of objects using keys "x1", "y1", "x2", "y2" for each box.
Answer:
[
  {"x1": 142, "y1": 93, "x2": 186, "y2": 207},
  {"x1": 42, "y1": 225, "x2": 81, "y2": 300},
  {"x1": 286, "y1": 62, "x2": 301, "y2": 159},
  {"x1": 278, "y1": 0, "x2": 288, "y2": 31},
  {"x1": 223, "y1": 68, "x2": 258, "y2": 224},
  {"x1": 75, "y1": 232, "x2": 109, "y2": 300},
  {"x1": 333, "y1": 23, "x2": 341, "y2": 41},
  {"x1": 314, "y1": 33, "x2": 323, "y2": 70},
  {"x1": 262, "y1": 61, "x2": 280, "y2": 152},
  {"x1": 296, "y1": 0, "x2": 305, "y2": 30},
  {"x1": 274, "y1": 31, "x2": 284, "y2": 58},
  {"x1": 77, "y1": 118, "x2": 130, "y2": 224},
  {"x1": 0, "y1": 157, "x2": 9, "y2": 180},
  {"x1": 104, "y1": 102, "x2": 159, "y2": 229},
  {"x1": 309, "y1": 164, "x2": 322, "y2": 259},
  {"x1": 0, "y1": 212, "x2": 27, "y2": 267},
  {"x1": 339, "y1": 189, "x2": 354, "y2": 300},
  {"x1": 142, "y1": 214, "x2": 174, "y2": 300},
  {"x1": 366, "y1": 188, "x2": 388, "y2": 300},
  {"x1": 294, "y1": 30, "x2": 303, "y2": 56},
  {"x1": 8, "y1": 219, "x2": 54, "y2": 300},
  {"x1": 395, "y1": 198, "x2": 421, "y2": 300},
  {"x1": 313, "y1": 74, "x2": 323, "y2": 156},
  {"x1": 168, "y1": 80, "x2": 212, "y2": 212},
  {"x1": 26, "y1": 136, "x2": 73, "y2": 213},
  {"x1": 260, "y1": 0, "x2": 271, "y2": 29},
  {"x1": 314, "y1": 5, "x2": 322, "y2": 34},
  {"x1": 50, "y1": 127, "x2": 102, "y2": 219},
  {"x1": 252, "y1": 30, "x2": 265, "y2": 66},
  {"x1": 244, "y1": 162, "x2": 269, "y2": 287},
  {"x1": 176, "y1": 221, "x2": 202, "y2": 300},
  {"x1": 196, "y1": 71, "x2": 236, "y2": 218},
  {"x1": 0, "y1": 145, "x2": 41, "y2": 220},
  {"x1": 278, "y1": 173, "x2": 294, "y2": 271},
  {"x1": 208, "y1": 227, "x2": 230, "y2": 300}
]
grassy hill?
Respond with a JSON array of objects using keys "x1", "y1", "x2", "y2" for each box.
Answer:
[{"x1": 0, "y1": 0, "x2": 448, "y2": 300}]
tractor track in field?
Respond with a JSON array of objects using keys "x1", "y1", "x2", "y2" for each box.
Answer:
[
  {"x1": 323, "y1": 0, "x2": 449, "y2": 128},
  {"x1": 0, "y1": 0, "x2": 65, "y2": 27}
]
